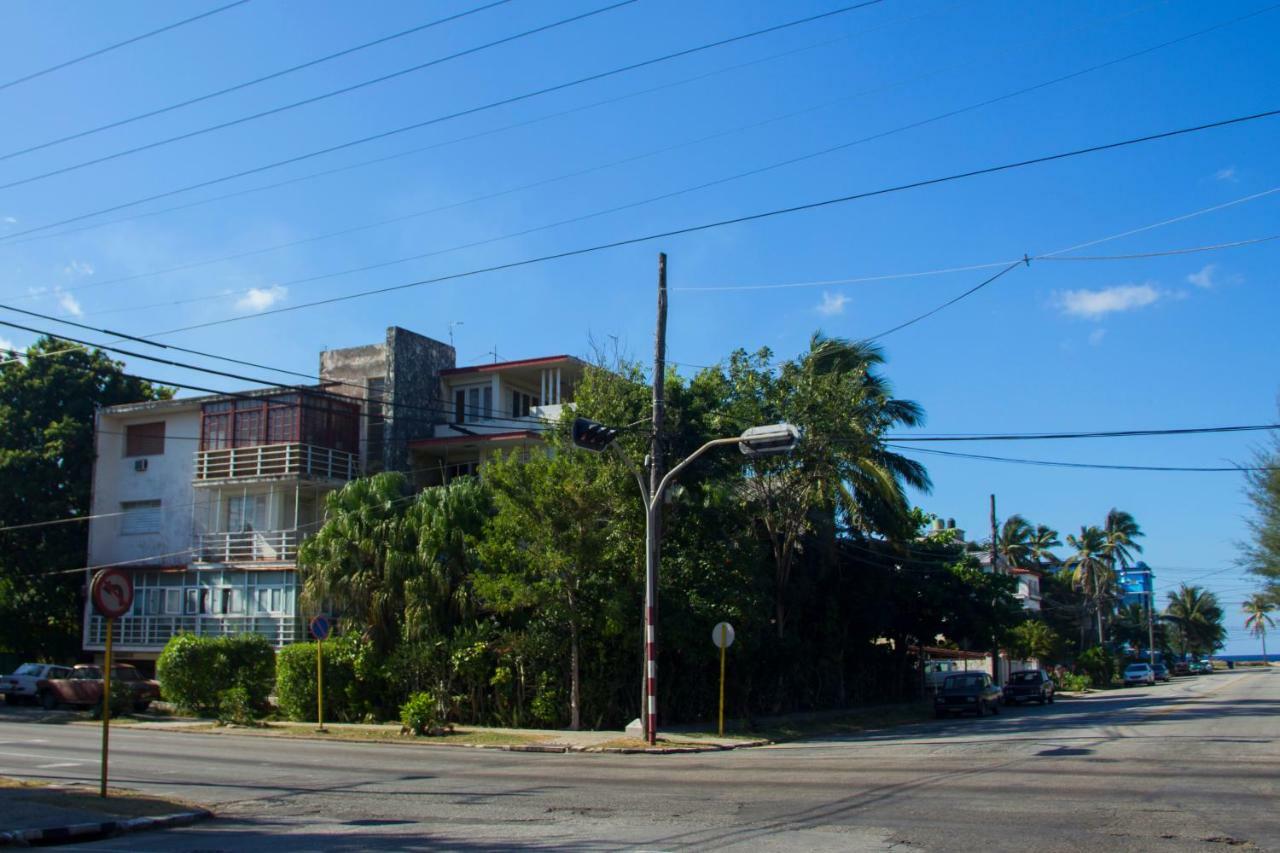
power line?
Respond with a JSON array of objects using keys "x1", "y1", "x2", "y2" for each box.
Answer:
[
  {"x1": 0, "y1": 1, "x2": 252, "y2": 93},
  {"x1": 19, "y1": 3, "x2": 1260, "y2": 313},
  {"x1": 887, "y1": 444, "x2": 1275, "y2": 473},
  {"x1": 868, "y1": 262, "x2": 1024, "y2": 340},
  {"x1": 0, "y1": 0, "x2": 516, "y2": 162},
  {"x1": 135, "y1": 107, "x2": 1280, "y2": 337},
  {"x1": 887, "y1": 424, "x2": 1280, "y2": 442},
  {"x1": 0, "y1": 0, "x2": 885, "y2": 241}
]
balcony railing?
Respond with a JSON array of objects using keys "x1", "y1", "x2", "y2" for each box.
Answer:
[
  {"x1": 195, "y1": 530, "x2": 298, "y2": 564},
  {"x1": 194, "y1": 443, "x2": 357, "y2": 482},
  {"x1": 86, "y1": 614, "x2": 299, "y2": 650}
]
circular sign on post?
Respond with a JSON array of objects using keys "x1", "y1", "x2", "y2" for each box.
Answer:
[
  {"x1": 712, "y1": 621, "x2": 735, "y2": 649},
  {"x1": 90, "y1": 568, "x2": 134, "y2": 619},
  {"x1": 309, "y1": 615, "x2": 332, "y2": 641}
]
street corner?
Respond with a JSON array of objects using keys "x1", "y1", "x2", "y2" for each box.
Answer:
[{"x1": 0, "y1": 777, "x2": 212, "y2": 847}]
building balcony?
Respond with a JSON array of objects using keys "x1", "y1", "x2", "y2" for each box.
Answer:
[
  {"x1": 194, "y1": 443, "x2": 357, "y2": 483},
  {"x1": 86, "y1": 613, "x2": 299, "y2": 651},
  {"x1": 194, "y1": 530, "x2": 299, "y2": 564}
]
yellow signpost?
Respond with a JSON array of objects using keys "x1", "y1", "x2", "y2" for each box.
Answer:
[
  {"x1": 310, "y1": 615, "x2": 331, "y2": 732},
  {"x1": 90, "y1": 568, "x2": 133, "y2": 799},
  {"x1": 100, "y1": 618, "x2": 113, "y2": 798},
  {"x1": 712, "y1": 621, "x2": 735, "y2": 737}
]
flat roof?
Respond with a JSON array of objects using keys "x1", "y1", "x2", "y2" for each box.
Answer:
[
  {"x1": 409, "y1": 430, "x2": 542, "y2": 449},
  {"x1": 440, "y1": 355, "x2": 581, "y2": 376}
]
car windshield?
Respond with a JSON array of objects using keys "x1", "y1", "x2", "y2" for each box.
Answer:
[
  {"x1": 74, "y1": 667, "x2": 102, "y2": 679},
  {"x1": 14, "y1": 663, "x2": 43, "y2": 676},
  {"x1": 1011, "y1": 672, "x2": 1040, "y2": 683},
  {"x1": 1125, "y1": 665, "x2": 1148, "y2": 673},
  {"x1": 945, "y1": 675, "x2": 984, "y2": 689},
  {"x1": 111, "y1": 667, "x2": 139, "y2": 681}
]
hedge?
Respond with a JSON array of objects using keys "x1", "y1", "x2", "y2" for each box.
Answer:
[
  {"x1": 156, "y1": 633, "x2": 276, "y2": 717},
  {"x1": 275, "y1": 633, "x2": 382, "y2": 722}
]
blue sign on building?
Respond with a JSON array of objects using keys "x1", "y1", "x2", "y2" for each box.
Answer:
[{"x1": 1117, "y1": 561, "x2": 1153, "y2": 608}]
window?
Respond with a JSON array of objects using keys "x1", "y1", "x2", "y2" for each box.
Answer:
[
  {"x1": 510, "y1": 390, "x2": 539, "y2": 418},
  {"x1": 453, "y1": 385, "x2": 493, "y2": 423},
  {"x1": 227, "y1": 494, "x2": 268, "y2": 532},
  {"x1": 120, "y1": 500, "x2": 161, "y2": 535},
  {"x1": 124, "y1": 422, "x2": 165, "y2": 457}
]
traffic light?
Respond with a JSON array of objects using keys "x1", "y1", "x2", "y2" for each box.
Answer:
[{"x1": 571, "y1": 417, "x2": 619, "y2": 452}]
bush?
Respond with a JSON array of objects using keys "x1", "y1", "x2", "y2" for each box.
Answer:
[
  {"x1": 1076, "y1": 646, "x2": 1117, "y2": 687},
  {"x1": 90, "y1": 676, "x2": 134, "y2": 719},
  {"x1": 217, "y1": 686, "x2": 255, "y2": 726},
  {"x1": 156, "y1": 633, "x2": 276, "y2": 717},
  {"x1": 275, "y1": 633, "x2": 378, "y2": 722},
  {"x1": 1052, "y1": 671, "x2": 1090, "y2": 692},
  {"x1": 399, "y1": 690, "x2": 448, "y2": 735}
]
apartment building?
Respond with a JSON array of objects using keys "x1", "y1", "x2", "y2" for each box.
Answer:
[{"x1": 82, "y1": 327, "x2": 580, "y2": 667}]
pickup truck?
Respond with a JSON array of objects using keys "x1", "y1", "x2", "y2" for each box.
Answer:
[
  {"x1": 36, "y1": 664, "x2": 160, "y2": 712},
  {"x1": 923, "y1": 660, "x2": 961, "y2": 691}
]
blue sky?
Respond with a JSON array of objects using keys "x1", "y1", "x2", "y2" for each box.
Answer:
[{"x1": 1, "y1": 0, "x2": 1276, "y2": 653}]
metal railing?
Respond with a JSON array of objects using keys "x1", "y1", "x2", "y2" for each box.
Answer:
[
  {"x1": 195, "y1": 530, "x2": 298, "y2": 563},
  {"x1": 86, "y1": 614, "x2": 299, "y2": 650},
  {"x1": 194, "y1": 443, "x2": 357, "y2": 482}
]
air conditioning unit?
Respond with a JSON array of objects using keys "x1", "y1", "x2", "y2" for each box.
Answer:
[{"x1": 134, "y1": 459, "x2": 148, "y2": 472}]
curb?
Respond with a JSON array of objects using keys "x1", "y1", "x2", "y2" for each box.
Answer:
[{"x1": 0, "y1": 808, "x2": 211, "y2": 847}]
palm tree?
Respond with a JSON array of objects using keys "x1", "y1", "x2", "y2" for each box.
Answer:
[
  {"x1": 1028, "y1": 524, "x2": 1062, "y2": 568},
  {"x1": 1101, "y1": 509, "x2": 1144, "y2": 644},
  {"x1": 1243, "y1": 593, "x2": 1276, "y2": 662},
  {"x1": 998, "y1": 514, "x2": 1034, "y2": 570},
  {"x1": 1163, "y1": 584, "x2": 1227, "y2": 658},
  {"x1": 1065, "y1": 526, "x2": 1113, "y2": 645}
]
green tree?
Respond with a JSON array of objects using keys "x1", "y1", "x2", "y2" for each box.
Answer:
[
  {"x1": 1101, "y1": 508, "x2": 1144, "y2": 640},
  {"x1": 1005, "y1": 619, "x2": 1062, "y2": 664},
  {"x1": 1029, "y1": 524, "x2": 1062, "y2": 568},
  {"x1": 998, "y1": 515, "x2": 1035, "y2": 570},
  {"x1": 476, "y1": 441, "x2": 632, "y2": 730},
  {"x1": 1241, "y1": 423, "x2": 1280, "y2": 601},
  {"x1": 0, "y1": 338, "x2": 171, "y2": 658},
  {"x1": 1162, "y1": 584, "x2": 1226, "y2": 657},
  {"x1": 1064, "y1": 526, "x2": 1113, "y2": 646},
  {"x1": 1242, "y1": 593, "x2": 1275, "y2": 662}
]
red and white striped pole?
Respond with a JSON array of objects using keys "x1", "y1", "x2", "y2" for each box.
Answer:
[
  {"x1": 644, "y1": 499, "x2": 659, "y2": 746},
  {"x1": 645, "y1": 602, "x2": 657, "y2": 744}
]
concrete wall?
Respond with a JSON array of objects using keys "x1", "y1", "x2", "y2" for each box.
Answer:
[{"x1": 88, "y1": 405, "x2": 200, "y2": 569}]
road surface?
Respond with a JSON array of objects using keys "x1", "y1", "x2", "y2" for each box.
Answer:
[{"x1": 1, "y1": 668, "x2": 1275, "y2": 851}]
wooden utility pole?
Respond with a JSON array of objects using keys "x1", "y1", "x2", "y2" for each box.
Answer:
[
  {"x1": 641, "y1": 252, "x2": 668, "y2": 740},
  {"x1": 990, "y1": 494, "x2": 1001, "y2": 684}
]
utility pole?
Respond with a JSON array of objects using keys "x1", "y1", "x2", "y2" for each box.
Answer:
[
  {"x1": 990, "y1": 494, "x2": 1000, "y2": 684},
  {"x1": 642, "y1": 252, "x2": 668, "y2": 742},
  {"x1": 1146, "y1": 566, "x2": 1156, "y2": 667}
]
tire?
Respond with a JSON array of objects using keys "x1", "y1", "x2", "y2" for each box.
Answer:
[
  {"x1": 40, "y1": 692, "x2": 59, "y2": 711},
  {"x1": 1038, "y1": 696, "x2": 1046, "y2": 706},
  {"x1": 936, "y1": 710, "x2": 947, "y2": 719},
  {"x1": 133, "y1": 701, "x2": 151, "y2": 713},
  {"x1": 4, "y1": 693, "x2": 18, "y2": 706},
  {"x1": 1049, "y1": 694, "x2": 1055, "y2": 704},
  {"x1": 990, "y1": 701, "x2": 1000, "y2": 715}
]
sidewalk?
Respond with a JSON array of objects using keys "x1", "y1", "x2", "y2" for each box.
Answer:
[
  {"x1": 0, "y1": 777, "x2": 209, "y2": 846},
  {"x1": 116, "y1": 717, "x2": 767, "y2": 753}
]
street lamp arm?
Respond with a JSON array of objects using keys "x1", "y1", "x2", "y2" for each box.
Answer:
[
  {"x1": 651, "y1": 436, "x2": 742, "y2": 511},
  {"x1": 608, "y1": 440, "x2": 650, "y2": 505}
]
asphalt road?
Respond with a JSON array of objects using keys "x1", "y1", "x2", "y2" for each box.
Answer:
[{"x1": 0, "y1": 669, "x2": 1275, "y2": 852}]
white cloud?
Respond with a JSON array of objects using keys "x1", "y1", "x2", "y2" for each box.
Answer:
[
  {"x1": 56, "y1": 290, "x2": 83, "y2": 317},
  {"x1": 2, "y1": 216, "x2": 16, "y2": 225},
  {"x1": 1187, "y1": 264, "x2": 1216, "y2": 289},
  {"x1": 1215, "y1": 166, "x2": 1238, "y2": 182},
  {"x1": 63, "y1": 259, "x2": 94, "y2": 277},
  {"x1": 1088, "y1": 328, "x2": 1107, "y2": 347},
  {"x1": 0, "y1": 336, "x2": 14, "y2": 354},
  {"x1": 816, "y1": 291, "x2": 848, "y2": 316},
  {"x1": 1055, "y1": 283, "x2": 1161, "y2": 319},
  {"x1": 235, "y1": 285, "x2": 287, "y2": 313}
]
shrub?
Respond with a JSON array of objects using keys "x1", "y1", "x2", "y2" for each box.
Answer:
[
  {"x1": 1076, "y1": 646, "x2": 1117, "y2": 687},
  {"x1": 156, "y1": 633, "x2": 275, "y2": 717},
  {"x1": 217, "y1": 686, "x2": 255, "y2": 726},
  {"x1": 275, "y1": 634, "x2": 376, "y2": 722},
  {"x1": 399, "y1": 690, "x2": 447, "y2": 735},
  {"x1": 1052, "y1": 672, "x2": 1090, "y2": 692},
  {"x1": 90, "y1": 676, "x2": 134, "y2": 719}
]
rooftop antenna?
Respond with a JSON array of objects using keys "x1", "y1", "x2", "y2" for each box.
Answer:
[
  {"x1": 447, "y1": 321, "x2": 464, "y2": 349},
  {"x1": 486, "y1": 345, "x2": 500, "y2": 364}
]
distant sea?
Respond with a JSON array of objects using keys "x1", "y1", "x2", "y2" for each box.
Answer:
[{"x1": 1216, "y1": 654, "x2": 1275, "y2": 663}]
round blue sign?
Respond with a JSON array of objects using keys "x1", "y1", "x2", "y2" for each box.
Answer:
[{"x1": 309, "y1": 615, "x2": 332, "y2": 641}]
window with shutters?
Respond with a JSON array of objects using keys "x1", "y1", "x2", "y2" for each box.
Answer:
[
  {"x1": 120, "y1": 500, "x2": 161, "y2": 535},
  {"x1": 124, "y1": 422, "x2": 165, "y2": 457}
]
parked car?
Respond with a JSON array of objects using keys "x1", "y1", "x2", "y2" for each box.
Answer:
[
  {"x1": 1003, "y1": 669, "x2": 1055, "y2": 706},
  {"x1": 36, "y1": 664, "x2": 160, "y2": 712},
  {"x1": 1151, "y1": 663, "x2": 1171, "y2": 682},
  {"x1": 935, "y1": 672, "x2": 1002, "y2": 718},
  {"x1": 3, "y1": 663, "x2": 73, "y2": 704},
  {"x1": 923, "y1": 660, "x2": 961, "y2": 692},
  {"x1": 1173, "y1": 660, "x2": 1191, "y2": 676},
  {"x1": 1123, "y1": 663, "x2": 1156, "y2": 686},
  {"x1": 1199, "y1": 658, "x2": 1216, "y2": 673},
  {"x1": 1188, "y1": 660, "x2": 1212, "y2": 675}
]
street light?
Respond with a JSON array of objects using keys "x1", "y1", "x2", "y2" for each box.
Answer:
[{"x1": 572, "y1": 418, "x2": 801, "y2": 744}]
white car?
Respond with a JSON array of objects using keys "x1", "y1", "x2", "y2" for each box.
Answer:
[
  {"x1": 3, "y1": 663, "x2": 73, "y2": 704},
  {"x1": 1123, "y1": 663, "x2": 1156, "y2": 687}
]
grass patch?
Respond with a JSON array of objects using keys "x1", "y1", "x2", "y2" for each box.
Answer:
[
  {"x1": 591, "y1": 736, "x2": 708, "y2": 750},
  {"x1": 253, "y1": 722, "x2": 551, "y2": 748}
]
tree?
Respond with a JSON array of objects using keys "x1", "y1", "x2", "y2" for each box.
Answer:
[
  {"x1": 1028, "y1": 524, "x2": 1062, "y2": 568},
  {"x1": 1064, "y1": 526, "x2": 1113, "y2": 645},
  {"x1": 1241, "y1": 423, "x2": 1280, "y2": 601},
  {"x1": 0, "y1": 338, "x2": 171, "y2": 658},
  {"x1": 696, "y1": 335, "x2": 929, "y2": 638},
  {"x1": 998, "y1": 515, "x2": 1034, "y2": 570},
  {"x1": 1102, "y1": 508, "x2": 1144, "y2": 641},
  {"x1": 1005, "y1": 619, "x2": 1062, "y2": 664},
  {"x1": 476, "y1": 441, "x2": 632, "y2": 730},
  {"x1": 1162, "y1": 584, "x2": 1226, "y2": 657},
  {"x1": 1242, "y1": 593, "x2": 1275, "y2": 662}
]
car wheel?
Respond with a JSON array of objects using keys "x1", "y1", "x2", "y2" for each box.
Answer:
[
  {"x1": 990, "y1": 701, "x2": 1000, "y2": 715},
  {"x1": 935, "y1": 710, "x2": 947, "y2": 719},
  {"x1": 39, "y1": 692, "x2": 59, "y2": 711},
  {"x1": 133, "y1": 701, "x2": 151, "y2": 713},
  {"x1": 1048, "y1": 694, "x2": 1055, "y2": 704},
  {"x1": 4, "y1": 693, "x2": 18, "y2": 706},
  {"x1": 1038, "y1": 696, "x2": 1046, "y2": 705}
]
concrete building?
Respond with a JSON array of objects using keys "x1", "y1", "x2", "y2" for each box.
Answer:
[{"x1": 82, "y1": 328, "x2": 577, "y2": 668}]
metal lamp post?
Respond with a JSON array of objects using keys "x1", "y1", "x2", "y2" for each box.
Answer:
[{"x1": 573, "y1": 418, "x2": 800, "y2": 745}]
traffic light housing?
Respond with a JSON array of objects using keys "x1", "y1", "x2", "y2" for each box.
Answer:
[{"x1": 571, "y1": 417, "x2": 619, "y2": 452}]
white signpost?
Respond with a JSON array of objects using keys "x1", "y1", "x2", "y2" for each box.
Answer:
[{"x1": 712, "y1": 622, "x2": 735, "y2": 736}]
